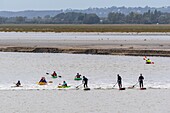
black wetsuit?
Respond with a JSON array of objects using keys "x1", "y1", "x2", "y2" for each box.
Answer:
[
  {"x1": 16, "y1": 81, "x2": 21, "y2": 87},
  {"x1": 117, "y1": 75, "x2": 122, "y2": 88},
  {"x1": 138, "y1": 75, "x2": 144, "y2": 88},
  {"x1": 83, "y1": 77, "x2": 88, "y2": 88}
]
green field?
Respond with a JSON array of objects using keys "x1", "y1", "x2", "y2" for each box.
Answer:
[{"x1": 0, "y1": 24, "x2": 170, "y2": 32}]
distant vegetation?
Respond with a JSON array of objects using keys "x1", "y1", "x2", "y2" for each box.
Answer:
[
  {"x1": 0, "y1": 10, "x2": 170, "y2": 24},
  {"x1": 1, "y1": 6, "x2": 170, "y2": 18},
  {"x1": 1, "y1": 9, "x2": 170, "y2": 33},
  {"x1": 0, "y1": 12, "x2": 100, "y2": 24}
]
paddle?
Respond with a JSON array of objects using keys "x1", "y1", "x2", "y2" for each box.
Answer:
[
  {"x1": 113, "y1": 82, "x2": 117, "y2": 88},
  {"x1": 76, "y1": 84, "x2": 83, "y2": 88},
  {"x1": 132, "y1": 81, "x2": 138, "y2": 87}
]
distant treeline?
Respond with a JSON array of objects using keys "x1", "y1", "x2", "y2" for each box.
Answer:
[{"x1": 0, "y1": 10, "x2": 170, "y2": 24}]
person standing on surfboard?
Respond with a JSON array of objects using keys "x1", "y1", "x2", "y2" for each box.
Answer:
[
  {"x1": 82, "y1": 76, "x2": 88, "y2": 88},
  {"x1": 117, "y1": 74, "x2": 122, "y2": 89},
  {"x1": 138, "y1": 74, "x2": 144, "y2": 88}
]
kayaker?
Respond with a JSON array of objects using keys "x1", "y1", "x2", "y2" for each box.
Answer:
[
  {"x1": 52, "y1": 71, "x2": 57, "y2": 77},
  {"x1": 39, "y1": 77, "x2": 47, "y2": 83},
  {"x1": 146, "y1": 58, "x2": 151, "y2": 64},
  {"x1": 138, "y1": 74, "x2": 144, "y2": 88},
  {"x1": 75, "y1": 73, "x2": 81, "y2": 78},
  {"x1": 117, "y1": 74, "x2": 122, "y2": 88},
  {"x1": 16, "y1": 80, "x2": 21, "y2": 87},
  {"x1": 62, "y1": 81, "x2": 67, "y2": 87},
  {"x1": 82, "y1": 76, "x2": 88, "y2": 88}
]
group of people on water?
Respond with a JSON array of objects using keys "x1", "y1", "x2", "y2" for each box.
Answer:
[
  {"x1": 15, "y1": 70, "x2": 145, "y2": 89},
  {"x1": 117, "y1": 74, "x2": 144, "y2": 89},
  {"x1": 15, "y1": 73, "x2": 144, "y2": 89},
  {"x1": 38, "y1": 71, "x2": 88, "y2": 88}
]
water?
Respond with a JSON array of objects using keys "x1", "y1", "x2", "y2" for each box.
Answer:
[
  {"x1": 0, "y1": 52, "x2": 170, "y2": 90},
  {"x1": 0, "y1": 32, "x2": 170, "y2": 40}
]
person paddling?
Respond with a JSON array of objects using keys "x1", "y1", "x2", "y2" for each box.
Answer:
[
  {"x1": 82, "y1": 76, "x2": 88, "y2": 88},
  {"x1": 75, "y1": 73, "x2": 81, "y2": 78},
  {"x1": 52, "y1": 71, "x2": 57, "y2": 77},
  {"x1": 146, "y1": 58, "x2": 151, "y2": 64},
  {"x1": 138, "y1": 74, "x2": 144, "y2": 88},
  {"x1": 16, "y1": 80, "x2": 21, "y2": 87},
  {"x1": 62, "y1": 81, "x2": 67, "y2": 87},
  {"x1": 39, "y1": 77, "x2": 47, "y2": 83},
  {"x1": 117, "y1": 74, "x2": 122, "y2": 89}
]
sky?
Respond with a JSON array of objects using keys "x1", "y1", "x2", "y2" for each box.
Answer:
[{"x1": 0, "y1": 0, "x2": 170, "y2": 11}]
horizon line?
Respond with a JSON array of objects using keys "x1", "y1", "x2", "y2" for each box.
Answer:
[{"x1": 0, "y1": 5, "x2": 169, "y2": 12}]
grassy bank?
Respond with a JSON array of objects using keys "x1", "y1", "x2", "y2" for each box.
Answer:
[{"x1": 0, "y1": 24, "x2": 170, "y2": 32}]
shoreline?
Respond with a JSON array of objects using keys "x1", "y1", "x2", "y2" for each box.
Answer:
[
  {"x1": 1, "y1": 31, "x2": 170, "y2": 57},
  {"x1": 1, "y1": 47, "x2": 170, "y2": 57}
]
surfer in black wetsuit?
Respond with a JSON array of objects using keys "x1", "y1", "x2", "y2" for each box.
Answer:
[
  {"x1": 82, "y1": 76, "x2": 88, "y2": 88},
  {"x1": 138, "y1": 74, "x2": 144, "y2": 88},
  {"x1": 117, "y1": 74, "x2": 122, "y2": 89}
]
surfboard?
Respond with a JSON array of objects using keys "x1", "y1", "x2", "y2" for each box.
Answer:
[
  {"x1": 84, "y1": 87, "x2": 90, "y2": 90},
  {"x1": 119, "y1": 87, "x2": 126, "y2": 90},
  {"x1": 140, "y1": 88, "x2": 147, "y2": 90}
]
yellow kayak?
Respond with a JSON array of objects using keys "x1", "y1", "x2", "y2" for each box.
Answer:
[{"x1": 37, "y1": 82, "x2": 47, "y2": 85}]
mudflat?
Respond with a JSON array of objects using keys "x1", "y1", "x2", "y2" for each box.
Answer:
[{"x1": 0, "y1": 32, "x2": 170, "y2": 56}]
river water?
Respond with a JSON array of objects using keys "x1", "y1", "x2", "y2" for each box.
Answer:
[
  {"x1": 0, "y1": 32, "x2": 170, "y2": 40},
  {"x1": 0, "y1": 52, "x2": 169, "y2": 90},
  {"x1": 1, "y1": 32, "x2": 170, "y2": 113}
]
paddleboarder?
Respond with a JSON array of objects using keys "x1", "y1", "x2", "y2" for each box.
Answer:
[
  {"x1": 117, "y1": 74, "x2": 122, "y2": 89},
  {"x1": 138, "y1": 74, "x2": 144, "y2": 88},
  {"x1": 82, "y1": 76, "x2": 88, "y2": 88}
]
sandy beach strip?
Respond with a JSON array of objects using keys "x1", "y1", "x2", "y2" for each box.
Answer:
[
  {"x1": 0, "y1": 32, "x2": 170, "y2": 56},
  {"x1": 0, "y1": 89, "x2": 170, "y2": 113},
  {"x1": 1, "y1": 39, "x2": 170, "y2": 56}
]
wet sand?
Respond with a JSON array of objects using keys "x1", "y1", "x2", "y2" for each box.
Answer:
[{"x1": 1, "y1": 39, "x2": 170, "y2": 56}]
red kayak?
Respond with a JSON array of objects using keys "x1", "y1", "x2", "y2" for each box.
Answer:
[{"x1": 146, "y1": 62, "x2": 154, "y2": 64}]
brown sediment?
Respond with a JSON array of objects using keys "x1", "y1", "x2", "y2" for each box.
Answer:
[{"x1": 1, "y1": 47, "x2": 170, "y2": 57}]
